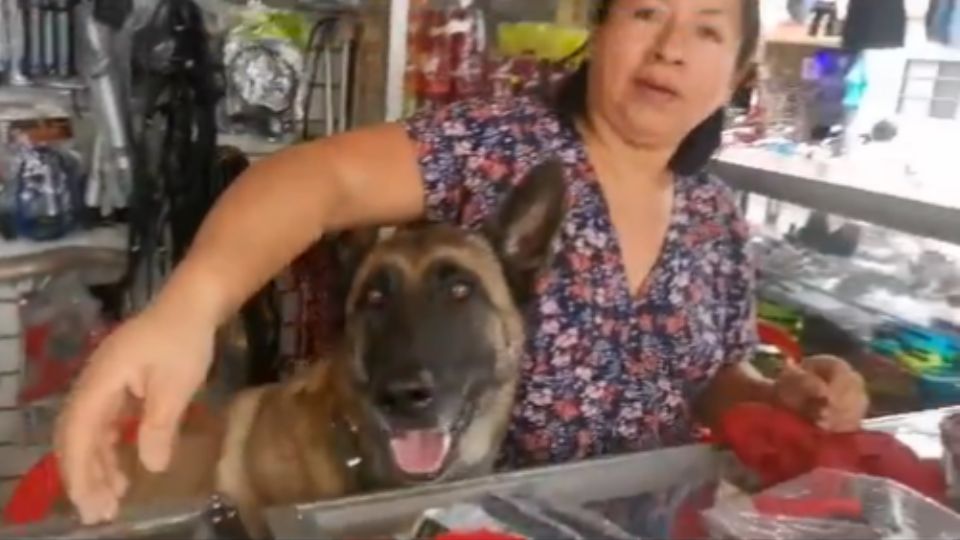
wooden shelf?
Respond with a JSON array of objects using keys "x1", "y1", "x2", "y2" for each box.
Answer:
[{"x1": 764, "y1": 24, "x2": 842, "y2": 50}]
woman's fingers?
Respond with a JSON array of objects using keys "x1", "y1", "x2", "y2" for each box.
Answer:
[
  {"x1": 55, "y1": 362, "x2": 127, "y2": 524},
  {"x1": 137, "y1": 367, "x2": 195, "y2": 473}
]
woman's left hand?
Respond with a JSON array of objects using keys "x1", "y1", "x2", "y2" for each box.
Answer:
[{"x1": 773, "y1": 355, "x2": 869, "y2": 432}]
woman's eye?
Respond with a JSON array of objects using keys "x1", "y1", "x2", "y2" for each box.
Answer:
[
  {"x1": 697, "y1": 26, "x2": 724, "y2": 43},
  {"x1": 632, "y1": 7, "x2": 662, "y2": 21}
]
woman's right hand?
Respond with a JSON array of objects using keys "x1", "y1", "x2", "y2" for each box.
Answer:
[{"x1": 54, "y1": 305, "x2": 216, "y2": 524}]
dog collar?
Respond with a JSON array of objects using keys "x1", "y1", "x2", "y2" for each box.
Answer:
[{"x1": 330, "y1": 413, "x2": 375, "y2": 492}]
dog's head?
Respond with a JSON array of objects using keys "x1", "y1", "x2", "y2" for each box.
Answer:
[{"x1": 340, "y1": 161, "x2": 566, "y2": 482}]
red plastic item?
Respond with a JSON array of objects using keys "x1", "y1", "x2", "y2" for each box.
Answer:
[
  {"x1": 716, "y1": 403, "x2": 946, "y2": 502},
  {"x1": 753, "y1": 496, "x2": 863, "y2": 520},
  {"x1": 757, "y1": 320, "x2": 802, "y2": 364},
  {"x1": 3, "y1": 404, "x2": 208, "y2": 525},
  {"x1": 19, "y1": 324, "x2": 113, "y2": 404},
  {"x1": 436, "y1": 531, "x2": 525, "y2": 540}
]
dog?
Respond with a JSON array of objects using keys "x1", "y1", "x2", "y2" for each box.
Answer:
[{"x1": 61, "y1": 160, "x2": 568, "y2": 536}]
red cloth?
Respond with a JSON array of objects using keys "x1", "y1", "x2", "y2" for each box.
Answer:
[
  {"x1": 3, "y1": 404, "x2": 207, "y2": 525},
  {"x1": 436, "y1": 531, "x2": 525, "y2": 540},
  {"x1": 717, "y1": 403, "x2": 946, "y2": 502}
]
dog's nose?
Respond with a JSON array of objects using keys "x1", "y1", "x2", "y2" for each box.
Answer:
[{"x1": 377, "y1": 372, "x2": 435, "y2": 412}]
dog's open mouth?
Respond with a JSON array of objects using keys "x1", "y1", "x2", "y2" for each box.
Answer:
[{"x1": 389, "y1": 429, "x2": 452, "y2": 476}]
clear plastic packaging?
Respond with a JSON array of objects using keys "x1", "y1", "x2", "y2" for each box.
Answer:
[
  {"x1": 18, "y1": 272, "x2": 109, "y2": 407},
  {"x1": 221, "y1": 1, "x2": 310, "y2": 139},
  {"x1": 702, "y1": 468, "x2": 960, "y2": 540},
  {"x1": 409, "y1": 494, "x2": 640, "y2": 540}
]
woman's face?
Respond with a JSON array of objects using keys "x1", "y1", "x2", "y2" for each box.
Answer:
[{"x1": 588, "y1": 0, "x2": 745, "y2": 147}]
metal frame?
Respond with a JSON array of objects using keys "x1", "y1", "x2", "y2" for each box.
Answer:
[
  {"x1": 266, "y1": 445, "x2": 719, "y2": 538},
  {"x1": 711, "y1": 149, "x2": 960, "y2": 246}
]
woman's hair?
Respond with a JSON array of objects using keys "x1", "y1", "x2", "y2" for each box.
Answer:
[{"x1": 555, "y1": 0, "x2": 761, "y2": 176}]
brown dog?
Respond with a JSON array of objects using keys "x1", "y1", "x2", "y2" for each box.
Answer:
[{"x1": 66, "y1": 160, "x2": 568, "y2": 535}]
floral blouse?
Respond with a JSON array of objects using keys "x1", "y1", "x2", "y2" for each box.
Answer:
[{"x1": 402, "y1": 96, "x2": 757, "y2": 469}]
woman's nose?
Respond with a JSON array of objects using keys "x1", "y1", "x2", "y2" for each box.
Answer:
[{"x1": 652, "y1": 27, "x2": 686, "y2": 66}]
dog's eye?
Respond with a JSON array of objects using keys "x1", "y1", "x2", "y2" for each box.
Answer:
[
  {"x1": 364, "y1": 288, "x2": 386, "y2": 308},
  {"x1": 449, "y1": 281, "x2": 473, "y2": 301}
]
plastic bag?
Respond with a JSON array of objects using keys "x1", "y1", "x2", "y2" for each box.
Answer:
[
  {"x1": 18, "y1": 273, "x2": 109, "y2": 406},
  {"x1": 221, "y1": 1, "x2": 310, "y2": 139},
  {"x1": 410, "y1": 494, "x2": 640, "y2": 540},
  {"x1": 702, "y1": 468, "x2": 960, "y2": 540}
]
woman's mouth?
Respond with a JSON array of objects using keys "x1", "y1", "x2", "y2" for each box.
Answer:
[{"x1": 633, "y1": 78, "x2": 681, "y2": 103}]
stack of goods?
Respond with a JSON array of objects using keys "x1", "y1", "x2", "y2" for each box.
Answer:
[
  {"x1": 403, "y1": 0, "x2": 587, "y2": 114},
  {"x1": 707, "y1": 403, "x2": 960, "y2": 539},
  {"x1": 401, "y1": 403, "x2": 960, "y2": 540},
  {"x1": 0, "y1": 0, "x2": 82, "y2": 86},
  {"x1": 870, "y1": 320, "x2": 960, "y2": 409},
  {"x1": 0, "y1": 109, "x2": 87, "y2": 241},
  {"x1": 703, "y1": 469, "x2": 960, "y2": 540}
]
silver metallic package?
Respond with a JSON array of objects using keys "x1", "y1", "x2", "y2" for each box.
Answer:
[{"x1": 222, "y1": 1, "x2": 309, "y2": 139}]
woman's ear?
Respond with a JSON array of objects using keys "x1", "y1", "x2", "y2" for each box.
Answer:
[{"x1": 484, "y1": 160, "x2": 568, "y2": 305}]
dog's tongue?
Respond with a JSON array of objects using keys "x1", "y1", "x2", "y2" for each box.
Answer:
[{"x1": 389, "y1": 429, "x2": 451, "y2": 475}]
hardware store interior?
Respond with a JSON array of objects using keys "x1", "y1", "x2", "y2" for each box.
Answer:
[{"x1": 4, "y1": 0, "x2": 960, "y2": 538}]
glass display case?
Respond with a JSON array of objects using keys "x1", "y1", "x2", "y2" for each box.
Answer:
[
  {"x1": 261, "y1": 408, "x2": 957, "y2": 539},
  {"x1": 712, "y1": 146, "x2": 960, "y2": 417}
]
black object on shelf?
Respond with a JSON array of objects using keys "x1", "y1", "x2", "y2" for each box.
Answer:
[
  {"x1": 794, "y1": 211, "x2": 863, "y2": 258},
  {"x1": 93, "y1": 0, "x2": 132, "y2": 30},
  {"x1": 808, "y1": 0, "x2": 840, "y2": 37}
]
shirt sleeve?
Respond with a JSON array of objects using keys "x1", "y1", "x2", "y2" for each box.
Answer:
[{"x1": 401, "y1": 97, "x2": 544, "y2": 226}]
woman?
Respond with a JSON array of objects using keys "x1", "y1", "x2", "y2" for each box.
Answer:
[{"x1": 57, "y1": 0, "x2": 868, "y2": 524}]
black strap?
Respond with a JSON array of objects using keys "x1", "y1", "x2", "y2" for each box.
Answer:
[{"x1": 93, "y1": 0, "x2": 132, "y2": 30}]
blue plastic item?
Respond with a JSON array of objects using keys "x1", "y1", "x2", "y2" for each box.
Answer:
[
  {"x1": 917, "y1": 369, "x2": 960, "y2": 409},
  {"x1": 11, "y1": 145, "x2": 84, "y2": 241}
]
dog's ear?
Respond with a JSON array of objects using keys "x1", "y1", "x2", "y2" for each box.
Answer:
[
  {"x1": 484, "y1": 160, "x2": 567, "y2": 305},
  {"x1": 332, "y1": 227, "x2": 381, "y2": 278}
]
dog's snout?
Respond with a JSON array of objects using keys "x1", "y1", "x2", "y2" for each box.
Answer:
[{"x1": 377, "y1": 372, "x2": 436, "y2": 413}]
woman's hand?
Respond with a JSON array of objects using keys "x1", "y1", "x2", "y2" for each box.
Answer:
[
  {"x1": 54, "y1": 306, "x2": 215, "y2": 525},
  {"x1": 774, "y1": 355, "x2": 869, "y2": 432}
]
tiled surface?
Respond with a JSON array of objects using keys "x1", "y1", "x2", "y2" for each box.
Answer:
[
  {"x1": 0, "y1": 410, "x2": 23, "y2": 445},
  {"x1": 0, "y1": 337, "x2": 23, "y2": 375},
  {"x1": 0, "y1": 478, "x2": 16, "y2": 509},
  {"x1": 0, "y1": 375, "x2": 19, "y2": 409},
  {"x1": 0, "y1": 444, "x2": 47, "y2": 478}
]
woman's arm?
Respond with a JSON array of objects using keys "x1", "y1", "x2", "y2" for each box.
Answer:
[{"x1": 151, "y1": 123, "x2": 425, "y2": 326}]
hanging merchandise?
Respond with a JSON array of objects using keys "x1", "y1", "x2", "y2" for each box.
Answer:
[
  {"x1": 928, "y1": 0, "x2": 960, "y2": 48},
  {"x1": 807, "y1": 0, "x2": 839, "y2": 38},
  {"x1": 222, "y1": 1, "x2": 310, "y2": 139},
  {"x1": 1, "y1": 0, "x2": 82, "y2": 83},
  {"x1": 842, "y1": 0, "x2": 907, "y2": 53},
  {"x1": 404, "y1": 0, "x2": 588, "y2": 114},
  {"x1": 126, "y1": 0, "x2": 224, "y2": 302}
]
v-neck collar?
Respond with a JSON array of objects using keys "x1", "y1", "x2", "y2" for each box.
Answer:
[{"x1": 560, "y1": 120, "x2": 688, "y2": 309}]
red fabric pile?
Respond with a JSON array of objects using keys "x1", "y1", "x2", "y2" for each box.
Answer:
[
  {"x1": 3, "y1": 404, "x2": 209, "y2": 526},
  {"x1": 716, "y1": 402, "x2": 945, "y2": 502},
  {"x1": 436, "y1": 531, "x2": 525, "y2": 540}
]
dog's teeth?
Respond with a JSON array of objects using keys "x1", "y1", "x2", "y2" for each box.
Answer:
[{"x1": 347, "y1": 457, "x2": 362, "y2": 468}]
